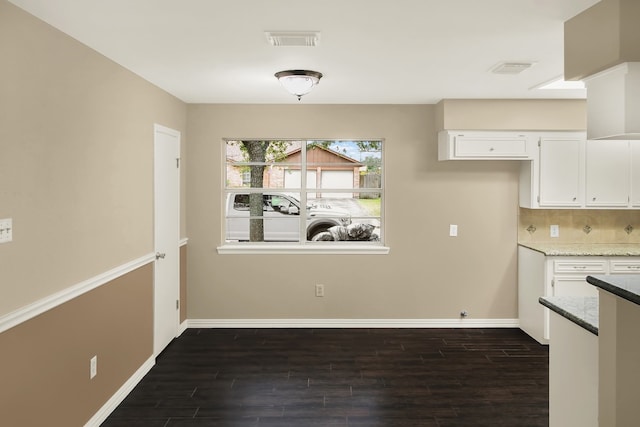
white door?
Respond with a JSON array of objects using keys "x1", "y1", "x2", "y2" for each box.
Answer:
[{"x1": 153, "y1": 124, "x2": 181, "y2": 356}]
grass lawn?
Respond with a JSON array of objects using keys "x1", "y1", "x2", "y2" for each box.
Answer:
[{"x1": 356, "y1": 198, "x2": 381, "y2": 217}]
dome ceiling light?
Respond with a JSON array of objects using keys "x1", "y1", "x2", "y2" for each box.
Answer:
[{"x1": 275, "y1": 70, "x2": 323, "y2": 101}]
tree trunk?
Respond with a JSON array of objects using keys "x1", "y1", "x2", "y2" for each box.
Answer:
[{"x1": 241, "y1": 141, "x2": 268, "y2": 242}]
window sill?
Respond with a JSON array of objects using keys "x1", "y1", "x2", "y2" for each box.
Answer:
[{"x1": 216, "y1": 244, "x2": 390, "y2": 255}]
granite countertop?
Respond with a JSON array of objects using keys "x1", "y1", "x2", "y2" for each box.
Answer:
[
  {"x1": 519, "y1": 243, "x2": 640, "y2": 257},
  {"x1": 586, "y1": 274, "x2": 640, "y2": 306},
  {"x1": 539, "y1": 296, "x2": 599, "y2": 336}
]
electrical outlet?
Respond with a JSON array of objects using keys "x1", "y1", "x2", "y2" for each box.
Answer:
[
  {"x1": 315, "y1": 284, "x2": 325, "y2": 297},
  {"x1": 90, "y1": 355, "x2": 97, "y2": 379},
  {"x1": 0, "y1": 218, "x2": 12, "y2": 243},
  {"x1": 550, "y1": 225, "x2": 559, "y2": 238},
  {"x1": 449, "y1": 224, "x2": 458, "y2": 237}
]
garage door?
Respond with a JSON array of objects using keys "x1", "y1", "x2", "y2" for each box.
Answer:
[
  {"x1": 284, "y1": 170, "x2": 317, "y2": 198},
  {"x1": 320, "y1": 170, "x2": 353, "y2": 198}
]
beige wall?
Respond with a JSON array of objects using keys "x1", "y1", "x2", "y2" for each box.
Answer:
[
  {"x1": 186, "y1": 104, "x2": 522, "y2": 320},
  {"x1": 0, "y1": 1, "x2": 187, "y2": 424},
  {"x1": 435, "y1": 99, "x2": 587, "y2": 131},
  {"x1": 565, "y1": 0, "x2": 640, "y2": 80},
  {"x1": 0, "y1": 0, "x2": 187, "y2": 316},
  {"x1": 0, "y1": 264, "x2": 154, "y2": 426}
]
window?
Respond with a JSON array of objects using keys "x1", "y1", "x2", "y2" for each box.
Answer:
[{"x1": 221, "y1": 140, "x2": 386, "y2": 253}]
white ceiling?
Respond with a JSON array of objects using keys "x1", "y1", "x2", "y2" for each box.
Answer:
[{"x1": 9, "y1": 0, "x2": 600, "y2": 104}]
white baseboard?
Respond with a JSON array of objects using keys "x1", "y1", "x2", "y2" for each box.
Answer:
[
  {"x1": 84, "y1": 356, "x2": 155, "y2": 427},
  {"x1": 187, "y1": 318, "x2": 520, "y2": 329},
  {"x1": 178, "y1": 319, "x2": 189, "y2": 336}
]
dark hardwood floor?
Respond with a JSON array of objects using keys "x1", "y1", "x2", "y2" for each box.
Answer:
[{"x1": 101, "y1": 328, "x2": 548, "y2": 426}]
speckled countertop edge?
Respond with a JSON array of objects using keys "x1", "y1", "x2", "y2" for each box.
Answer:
[
  {"x1": 519, "y1": 243, "x2": 640, "y2": 257},
  {"x1": 539, "y1": 296, "x2": 599, "y2": 336},
  {"x1": 587, "y1": 275, "x2": 640, "y2": 306}
]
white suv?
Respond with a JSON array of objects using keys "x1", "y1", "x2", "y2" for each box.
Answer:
[{"x1": 225, "y1": 192, "x2": 352, "y2": 242}]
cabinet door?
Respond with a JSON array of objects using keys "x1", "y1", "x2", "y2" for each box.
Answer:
[
  {"x1": 438, "y1": 131, "x2": 531, "y2": 160},
  {"x1": 539, "y1": 138, "x2": 583, "y2": 206},
  {"x1": 631, "y1": 141, "x2": 640, "y2": 207},
  {"x1": 585, "y1": 140, "x2": 630, "y2": 207},
  {"x1": 552, "y1": 277, "x2": 599, "y2": 297}
]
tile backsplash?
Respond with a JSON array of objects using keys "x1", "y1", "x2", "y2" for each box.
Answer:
[{"x1": 518, "y1": 208, "x2": 640, "y2": 244}]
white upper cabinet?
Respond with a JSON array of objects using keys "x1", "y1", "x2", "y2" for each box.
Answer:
[
  {"x1": 585, "y1": 140, "x2": 630, "y2": 207},
  {"x1": 520, "y1": 134, "x2": 640, "y2": 209},
  {"x1": 631, "y1": 141, "x2": 640, "y2": 207},
  {"x1": 438, "y1": 131, "x2": 531, "y2": 160},
  {"x1": 539, "y1": 137, "x2": 583, "y2": 207},
  {"x1": 519, "y1": 132, "x2": 587, "y2": 209},
  {"x1": 439, "y1": 129, "x2": 639, "y2": 209}
]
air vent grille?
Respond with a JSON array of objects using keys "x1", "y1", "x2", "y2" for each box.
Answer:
[
  {"x1": 266, "y1": 31, "x2": 320, "y2": 47},
  {"x1": 491, "y1": 62, "x2": 535, "y2": 74}
]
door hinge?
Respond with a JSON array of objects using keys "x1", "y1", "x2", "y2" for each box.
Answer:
[
  {"x1": 176, "y1": 158, "x2": 180, "y2": 168},
  {"x1": 551, "y1": 279, "x2": 555, "y2": 287},
  {"x1": 176, "y1": 299, "x2": 180, "y2": 310},
  {"x1": 537, "y1": 195, "x2": 540, "y2": 203}
]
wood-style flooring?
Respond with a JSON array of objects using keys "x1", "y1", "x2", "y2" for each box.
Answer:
[{"x1": 101, "y1": 328, "x2": 549, "y2": 426}]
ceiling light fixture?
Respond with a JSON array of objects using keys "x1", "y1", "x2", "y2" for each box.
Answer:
[{"x1": 275, "y1": 70, "x2": 323, "y2": 100}]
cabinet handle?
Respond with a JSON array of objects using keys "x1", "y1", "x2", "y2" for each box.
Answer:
[
  {"x1": 592, "y1": 197, "x2": 597, "y2": 201},
  {"x1": 573, "y1": 266, "x2": 587, "y2": 270},
  {"x1": 627, "y1": 265, "x2": 640, "y2": 270},
  {"x1": 489, "y1": 147, "x2": 495, "y2": 151},
  {"x1": 572, "y1": 197, "x2": 577, "y2": 201}
]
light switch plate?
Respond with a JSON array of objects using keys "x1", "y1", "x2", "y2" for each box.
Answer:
[
  {"x1": 550, "y1": 224, "x2": 559, "y2": 238},
  {"x1": 0, "y1": 218, "x2": 12, "y2": 243},
  {"x1": 449, "y1": 224, "x2": 458, "y2": 237}
]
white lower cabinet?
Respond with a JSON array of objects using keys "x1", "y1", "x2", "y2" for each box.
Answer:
[
  {"x1": 548, "y1": 311, "x2": 598, "y2": 427},
  {"x1": 518, "y1": 245, "x2": 640, "y2": 344},
  {"x1": 632, "y1": 140, "x2": 640, "y2": 206}
]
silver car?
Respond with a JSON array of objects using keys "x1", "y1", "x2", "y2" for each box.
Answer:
[{"x1": 225, "y1": 192, "x2": 352, "y2": 241}]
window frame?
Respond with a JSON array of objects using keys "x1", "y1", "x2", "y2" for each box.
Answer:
[{"x1": 217, "y1": 139, "x2": 390, "y2": 255}]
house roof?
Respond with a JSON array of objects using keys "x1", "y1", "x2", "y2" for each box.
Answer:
[
  {"x1": 7, "y1": 0, "x2": 597, "y2": 104},
  {"x1": 285, "y1": 145, "x2": 364, "y2": 166}
]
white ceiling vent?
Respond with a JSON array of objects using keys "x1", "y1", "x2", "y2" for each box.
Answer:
[
  {"x1": 491, "y1": 62, "x2": 535, "y2": 74},
  {"x1": 266, "y1": 31, "x2": 320, "y2": 47}
]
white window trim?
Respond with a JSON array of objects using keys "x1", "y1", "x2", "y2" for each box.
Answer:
[
  {"x1": 217, "y1": 244, "x2": 390, "y2": 255},
  {"x1": 223, "y1": 139, "x2": 386, "y2": 253}
]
